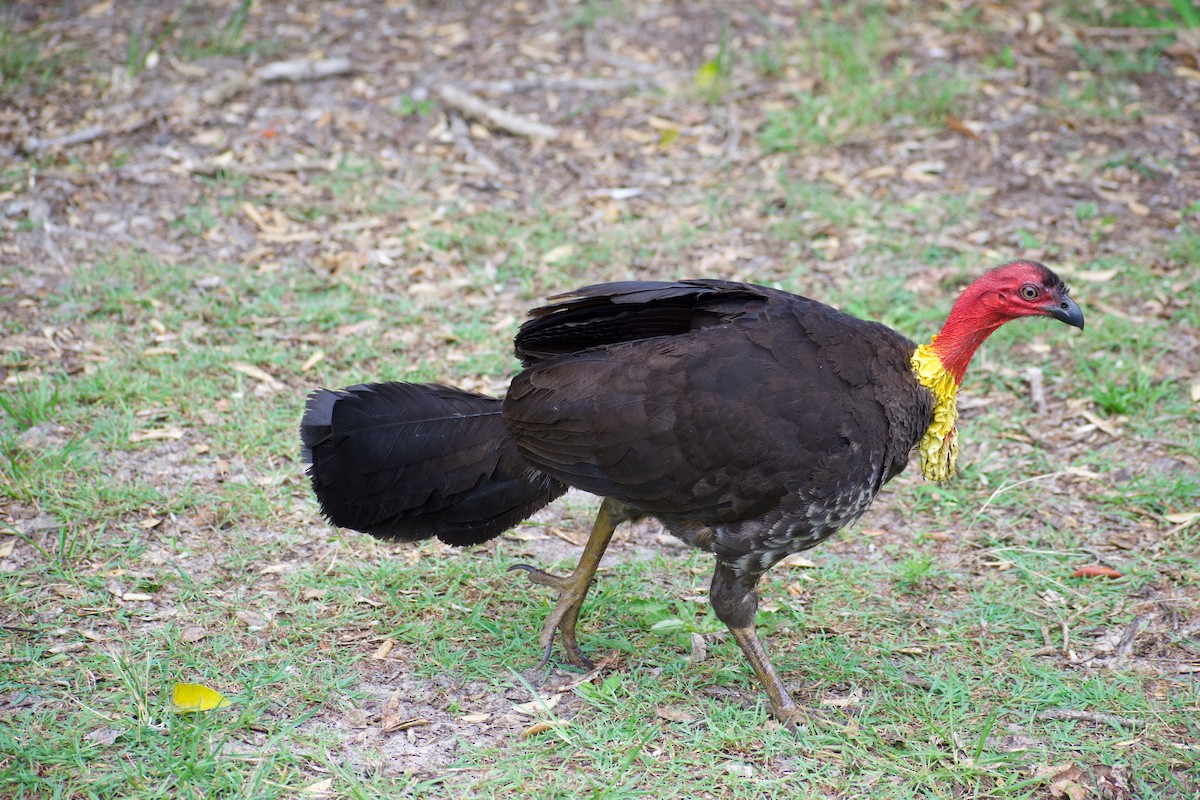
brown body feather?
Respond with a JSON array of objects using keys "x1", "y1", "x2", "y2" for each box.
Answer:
[{"x1": 503, "y1": 280, "x2": 933, "y2": 574}]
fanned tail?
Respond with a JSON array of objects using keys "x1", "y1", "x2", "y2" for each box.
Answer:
[{"x1": 300, "y1": 382, "x2": 567, "y2": 546}]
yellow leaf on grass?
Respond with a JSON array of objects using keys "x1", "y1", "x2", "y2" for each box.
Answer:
[
  {"x1": 172, "y1": 683, "x2": 231, "y2": 713},
  {"x1": 694, "y1": 60, "x2": 720, "y2": 91}
]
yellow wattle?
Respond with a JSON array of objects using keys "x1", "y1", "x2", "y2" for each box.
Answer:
[{"x1": 911, "y1": 338, "x2": 960, "y2": 483}]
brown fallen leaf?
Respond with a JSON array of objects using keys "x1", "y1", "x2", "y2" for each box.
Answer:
[
  {"x1": 380, "y1": 688, "x2": 405, "y2": 732},
  {"x1": 821, "y1": 687, "x2": 863, "y2": 707},
  {"x1": 902, "y1": 160, "x2": 945, "y2": 183},
  {"x1": 85, "y1": 727, "x2": 122, "y2": 746},
  {"x1": 655, "y1": 705, "x2": 698, "y2": 723},
  {"x1": 540, "y1": 244, "x2": 574, "y2": 265},
  {"x1": 387, "y1": 717, "x2": 430, "y2": 733},
  {"x1": 519, "y1": 720, "x2": 570, "y2": 737},
  {"x1": 242, "y1": 202, "x2": 290, "y2": 236},
  {"x1": 1050, "y1": 777, "x2": 1087, "y2": 800},
  {"x1": 300, "y1": 778, "x2": 334, "y2": 797},
  {"x1": 859, "y1": 164, "x2": 898, "y2": 180},
  {"x1": 301, "y1": 351, "x2": 325, "y2": 372},
  {"x1": 820, "y1": 169, "x2": 851, "y2": 188},
  {"x1": 235, "y1": 609, "x2": 271, "y2": 629},
  {"x1": 229, "y1": 363, "x2": 286, "y2": 391},
  {"x1": 1072, "y1": 565, "x2": 1122, "y2": 579},
  {"x1": 511, "y1": 694, "x2": 559, "y2": 716},
  {"x1": 372, "y1": 638, "x2": 395, "y2": 659},
  {"x1": 1072, "y1": 267, "x2": 1119, "y2": 282},
  {"x1": 181, "y1": 625, "x2": 207, "y2": 642},
  {"x1": 129, "y1": 427, "x2": 185, "y2": 443},
  {"x1": 946, "y1": 115, "x2": 982, "y2": 140}
]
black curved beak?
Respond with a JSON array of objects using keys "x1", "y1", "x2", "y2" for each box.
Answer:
[{"x1": 1046, "y1": 294, "x2": 1084, "y2": 330}]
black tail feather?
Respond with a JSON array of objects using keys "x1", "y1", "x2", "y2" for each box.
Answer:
[{"x1": 300, "y1": 382, "x2": 566, "y2": 546}]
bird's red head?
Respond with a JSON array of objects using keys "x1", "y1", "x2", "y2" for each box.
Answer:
[{"x1": 931, "y1": 260, "x2": 1084, "y2": 383}]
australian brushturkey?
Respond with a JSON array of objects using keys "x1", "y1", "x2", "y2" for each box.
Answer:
[{"x1": 301, "y1": 260, "x2": 1083, "y2": 726}]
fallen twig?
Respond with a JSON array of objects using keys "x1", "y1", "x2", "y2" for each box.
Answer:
[
  {"x1": 436, "y1": 84, "x2": 558, "y2": 141},
  {"x1": 210, "y1": 158, "x2": 340, "y2": 178},
  {"x1": 1081, "y1": 26, "x2": 1178, "y2": 38},
  {"x1": 1036, "y1": 708, "x2": 1144, "y2": 729},
  {"x1": 447, "y1": 115, "x2": 503, "y2": 175},
  {"x1": 21, "y1": 124, "x2": 106, "y2": 153},
  {"x1": 1113, "y1": 613, "x2": 1154, "y2": 666},
  {"x1": 173, "y1": 154, "x2": 340, "y2": 180},
  {"x1": 459, "y1": 76, "x2": 654, "y2": 94},
  {"x1": 256, "y1": 57, "x2": 354, "y2": 83},
  {"x1": 21, "y1": 115, "x2": 154, "y2": 154},
  {"x1": 203, "y1": 58, "x2": 354, "y2": 106}
]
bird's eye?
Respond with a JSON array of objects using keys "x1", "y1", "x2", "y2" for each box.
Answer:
[{"x1": 1019, "y1": 284, "x2": 1040, "y2": 301}]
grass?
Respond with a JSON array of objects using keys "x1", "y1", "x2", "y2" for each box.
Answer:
[
  {"x1": 0, "y1": 16, "x2": 61, "y2": 95},
  {"x1": 758, "y1": 6, "x2": 969, "y2": 150},
  {"x1": 3, "y1": 3, "x2": 1199, "y2": 798},
  {"x1": 4, "y1": 153, "x2": 1198, "y2": 795},
  {"x1": 3, "y1": 222, "x2": 1197, "y2": 797},
  {"x1": 124, "y1": 0, "x2": 270, "y2": 75},
  {"x1": 1079, "y1": 0, "x2": 1200, "y2": 29}
]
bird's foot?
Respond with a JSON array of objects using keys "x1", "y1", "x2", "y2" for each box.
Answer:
[
  {"x1": 770, "y1": 702, "x2": 827, "y2": 735},
  {"x1": 508, "y1": 563, "x2": 594, "y2": 670}
]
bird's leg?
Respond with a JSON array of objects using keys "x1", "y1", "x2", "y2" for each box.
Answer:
[
  {"x1": 508, "y1": 497, "x2": 628, "y2": 670},
  {"x1": 709, "y1": 561, "x2": 805, "y2": 729}
]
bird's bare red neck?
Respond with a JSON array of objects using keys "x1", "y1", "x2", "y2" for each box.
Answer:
[{"x1": 930, "y1": 285, "x2": 1010, "y2": 384}]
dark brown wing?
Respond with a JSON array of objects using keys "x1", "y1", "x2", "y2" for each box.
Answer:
[
  {"x1": 502, "y1": 281, "x2": 932, "y2": 529},
  {"x1": 513, "y1": 279, "x2": 769, "y2": 366}
]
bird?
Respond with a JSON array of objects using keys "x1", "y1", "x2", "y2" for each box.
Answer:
[{"x1": 300, "y1": 260, "x2": 1084, "y2": 727}]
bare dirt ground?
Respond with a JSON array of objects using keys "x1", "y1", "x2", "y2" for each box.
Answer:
[{"x1": 3, "y1": 0, "x2": 1200, "y2": 795}]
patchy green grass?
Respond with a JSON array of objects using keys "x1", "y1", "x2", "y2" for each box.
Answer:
[
  {"x1": 4, "y1": 212, "x2": 1198, "y2": 797},
  {"x1": 3, "y1": 2, "x2": 1198, "y2": 797},
  {"x1": 759, "y1": 8, "x2": 969, "y2": 150},
  {"x1": 122, "y1": 0, "x2": 277, "y2": 75}
]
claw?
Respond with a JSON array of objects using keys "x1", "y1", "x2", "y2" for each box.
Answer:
[
  {"x1": 509, "y1": 561, "x2": 594, "y2": 669},
  {"x1": 507, "y1": 562, "x2": 568, "y2": 587},
  {"x1": 508, "y1": 498, "x2": 626, "y2": 671}
]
